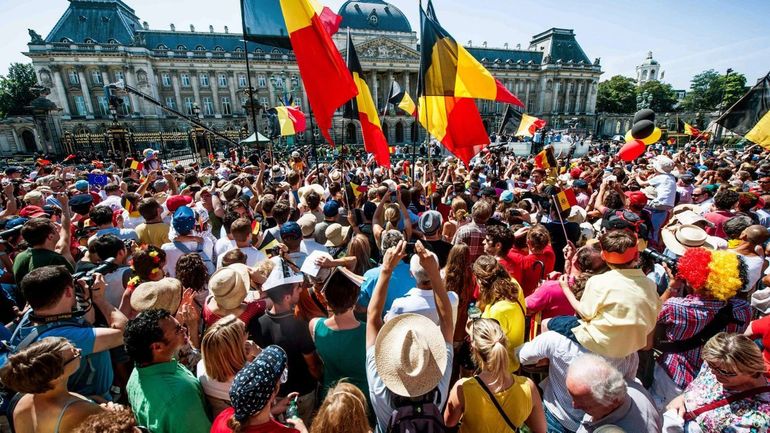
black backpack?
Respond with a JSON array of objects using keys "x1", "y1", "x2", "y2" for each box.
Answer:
[{"x1": 386, "y1": 400, "x2": 447, "y2": 433}]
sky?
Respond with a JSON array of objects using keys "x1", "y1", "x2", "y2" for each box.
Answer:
[{"x1": 1, "y1": 0, "x2": 768, "y2": 90}]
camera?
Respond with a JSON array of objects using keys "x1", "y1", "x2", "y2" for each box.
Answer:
[
  {"x1": 640, "y1": 248, "x2": 678, "y2": 273},
  {"x1": 72, "y1": 257, "x2": 117, "y2": 298}
]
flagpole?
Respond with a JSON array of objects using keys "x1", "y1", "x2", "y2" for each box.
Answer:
[
  {"x1": 242, "y1": 38, "x2": 262, "y2": 161},
  {"x1": 550, "y1": 195, "x2": 570, "y2": 242},
  {"x1": 307, "y1": 105, "x2": 320, "y2": 171}
]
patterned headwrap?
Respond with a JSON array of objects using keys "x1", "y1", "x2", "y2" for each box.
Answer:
[{"x1": 229, "y1": 345, "x2": 287, "y2": 422}]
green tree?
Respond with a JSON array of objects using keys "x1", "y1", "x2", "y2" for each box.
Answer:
[
  {"x1": 596, "y1": 75, "x2": 637, "y2": 113},
  {"x1": 682, "y1": 69, "x2": 747, "y2": 112},
  {"x1": 0, "y1": 63, "x2": 38, "y2": 118},
  {"x1": 637, "y1": 80, "x2": 679, "y2": 113}
]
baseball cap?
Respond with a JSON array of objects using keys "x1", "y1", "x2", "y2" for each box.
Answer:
[
  {"x1": 419, "y1": 210, "x2": 442, "y2": 235},
  {"x1": 172, "y1": 205, "x2": 196, "y2": 235},
  {"x1": 500, "y1": 190, "x2": 514, "y2": 204},
  {"x1": 229, "y1": 345, "x2": 288, "y2": 422},
  {"x1": 572, "y1": 179, "x2": 588, "y2": 189},
  {"x1": 4, "y1": 167, "x2": 21, "y2": 176},
  {"x1": 279, "y1": 221, "x2": 302, "y2": 240},
  {"x1": 323, "y1": 200, "x2": 340, "y2": 218},
  {"x1": 166, "y1": 195, "x2": 192, "y2": 212},
  {"x1": 19, "y1": 205, "x2": 48, "y2": 218},
  {"x1": 625, "y1": 190, "x2": 648, "y2": 207},
  {"x1": 74, "y1": 180, "x2": 90, "y2": 191}
]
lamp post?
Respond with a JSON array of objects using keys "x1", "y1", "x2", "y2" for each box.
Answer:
[{"x1": 190, "y1": 103, "x2": 204, "y2": 161}]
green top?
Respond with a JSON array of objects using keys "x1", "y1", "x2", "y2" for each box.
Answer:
[
  {"x1": 127, "y1": 359, "x2": 211, "y2": 433},
  {"x1": 314, "y1": 319, "x2": 369, "y2": 399},
  {"x1": 13, "y1": 248, "x2": 74, "y2": 304}
]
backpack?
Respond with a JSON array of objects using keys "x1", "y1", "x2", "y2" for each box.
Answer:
[
  {"x1": 173, "y1": 241, "x2": 215, "y2": 275},
  {"x1": 386, "y1": 401, "x2": 447, "y2": 433},
  {"x1": 0, "y1": 310, "x2": 88, "y2": 414}
]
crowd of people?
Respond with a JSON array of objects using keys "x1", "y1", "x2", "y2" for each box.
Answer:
[{"x1": 0, "y1": 141, "x2": 769, "y2": 433}]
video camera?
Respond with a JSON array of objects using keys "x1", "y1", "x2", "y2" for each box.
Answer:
[
  {"x1": 72, "y1": 257, "x2": 117, "y2": 299},
  {"x1": 640, "y1": 248, "x2": 677, "y2": 273}
]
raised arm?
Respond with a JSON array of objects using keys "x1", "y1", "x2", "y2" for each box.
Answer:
[
  {"x1": 55, "y1": 193, "x2": 74, "y2": 264},
  {"x1": 415, "y1": 240, "x2": 453, "y2": 342},
  {"x1": 366, "y1": 240, "x2": 405, "y2": 349}
]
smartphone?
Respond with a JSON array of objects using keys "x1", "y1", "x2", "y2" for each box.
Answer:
[
  {"x1": 390, "y1": 191, "x2": 397, "y2": 201},
  {"x1": 406, "y1": 241, "x2": 416, "y2": 256}
]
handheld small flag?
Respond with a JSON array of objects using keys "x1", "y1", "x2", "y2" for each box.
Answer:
[
  {"x1": 556, "y1": 188, "x2": 578, "y2": 212},
  {"x1": 258, "y1": 230, "x2": 279, "y2": 253},
  {"x1": 498, "y1": 106, "x2": 547, "y2": 137},
  {"x1": 385, "y1": 81, "x2": 417, "y2": 117},
  {"x1": 534, "y1": 147, "x2": 557, "y2": 170},
  {"x1": 268, "y1": 105, "x2": 307, "y2": 137},
  {"x1": 667, "y1": 137, "x2": 677, "y2": 145},
  {"x1": 678, "y1": 119, "x2": 700, "y2": 137},
  {"x1": 36, "y1": 158, "x2": 51, "y2": 166},
  {"x1": 388, "y1": 146, "x2": 397, "y2": 154},
  {"x1": 63, "y1": 154, "x2": 77, "y2": 163},
  {"x1": 129, "y1": 159, "x2": 144, "y2": 171},
  {"x1": 715, "y1": 72, "x2": 770, "y2": 148}
]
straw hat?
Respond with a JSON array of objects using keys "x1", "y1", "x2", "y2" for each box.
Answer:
[
  {"x1": 661, "y1": 224, "x2": 717, "y2": 257},
  {"x1": 324, "y1": 223, "x2": 351, "y2": 247},
  {"x1": 374, "y1": 313, "x2": 447, "y2": 398},
  {"x1": 130, "y1": 278, "x2": 183, "y2": 313},
  {"x1": 208, "y1": 263, "x2": 251, "y2": 309}
]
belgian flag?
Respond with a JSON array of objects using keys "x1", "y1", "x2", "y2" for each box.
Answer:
[
  {"x1": 343, "y1": 32, "x2": 390, "y2": 168},
  {"x1": 678, "y1": 119, "x2": 700, "y2": 137},
  {"x1": 716, "y1": 72, "x2": 770, "y2": 148},
  {"x1": 267, "y1": 105, "x2": 307, "y2": 137},
  {"x1": 499, "y1": 105, "x2": 547, "y2": 138},
  {"x1": 385, "y1": 81, "x2": 417, "y2": 117},
  {"x1": 241, "y1": 0, "x2": 341, "y2": 49},
  {"x1": 418, "y1": 0, "x2": 523, "y2": 105},
  {"x1": 534, "y1": 146, "x2": 557, "y2": 170},
  {"x1": 270, "y1": 0, "x2": 357, "y2": 145}
]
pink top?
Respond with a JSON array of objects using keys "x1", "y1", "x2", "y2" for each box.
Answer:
[
  {"x1": 202, "y1": 297, "x2": 267, "y2": 327},
  {"x1": 525, "y1": 280, "x2": 575, "y2": 320}
]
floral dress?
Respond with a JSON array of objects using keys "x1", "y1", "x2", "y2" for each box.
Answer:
[{"x1": 683, "y1": 364, "x2": 770, "y2": 433}]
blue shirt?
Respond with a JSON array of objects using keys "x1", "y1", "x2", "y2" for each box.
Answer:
[{"x1": 358, "y1": 262, "x2": 416, "y2": 312}]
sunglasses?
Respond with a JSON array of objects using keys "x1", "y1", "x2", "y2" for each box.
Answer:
[
  {"x1": 708, "y1": 363, "x2": 738, "y2": 378},
  {"x1": 63, "y1": 347, "x2": 82, "y2": 367}
]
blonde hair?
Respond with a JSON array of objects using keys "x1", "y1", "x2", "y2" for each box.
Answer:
[
  {"x1": 201, "y1": 315, "x2": 248, "y2": 382},
  {"x1": 470, "y1": 318, "x2": 510, "y2": 382},
  {"x1": 346, "y1": 234, "x2": 372, "y2": 275},
  {"x1": 311, "y1": 382, "x2": 370, "y2": 433},
  {"x1": 451, "y1": 197, "x2": 468, "y2": 222},
  {"x1": 472, "y1": 255, "x2": 521, "y2": 308},
  {"x1": 701, "y1": 332, "x2": 765, "y2": 377},
  {"x1": 383, "y1": 204, "x2": 400, "y2": 231}
]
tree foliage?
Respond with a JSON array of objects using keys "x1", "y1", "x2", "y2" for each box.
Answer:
[
  {"x1": 0, "y1": 63, "x2": 38, "y2": 118},
  {"x1": 596, "y1": 75, "x2": 637, "y2": 113},
  {"x1": 637, "y1": 80, "x2": 678, "y2": 113},
  {"x1": 681, "y1": 69, "x2": 747, "y2": 112}
]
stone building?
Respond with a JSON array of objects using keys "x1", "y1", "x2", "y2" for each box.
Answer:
[
  {"x1": 14, "y1": 0, "x2": 602, "y2": 155},
  {"x1": 636, "y1": 51, "x2": 661, "y2": 85}
]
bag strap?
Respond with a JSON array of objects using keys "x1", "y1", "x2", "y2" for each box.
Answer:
[
  {"x1": 474, "y1": 376, "x2": 519, "y2": 432},
  {"x1": 683, "y1": 385, "x2": 770, "y2": 422},
  {"x1": 656, "y1": 302, "x2": 741, "y2": 353}
]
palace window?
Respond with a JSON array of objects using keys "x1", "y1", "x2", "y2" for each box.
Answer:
[
  {"x1": 221, "y1": 97, "x2": 232, "y2": 115},
  {"x1": 165, "y1": 97, "x2": 176, "y2": 110},
  {"x1": 97, "y1": 96, "x2": 109, "y2": 116},
  {"x1": 273, "y1": 77, "x2": 283, "y2": 89},
  {"x1": 260, "y1": 97, "x2": 268, "y2": 108},
  {"x1": 114, "y1": 71, "x2": 124, "y2": 83},
  {"x1": 157, "y1": 44, "x2": 168, "y2": 50},
  {"x1": 91, "y1": 70, "x2": 102, "y2": 85},
  {"x1": 181, "y1": 73, "x2": 191, "y2": 87},
  {"x1": 199, "y1": 73, "x2": 209, "y2": 87},
  {"x1": 234, "y1": 47, "x2": 243, "y2": 52},
  {"x1": 161, "y1": 73, "x2": 171, "y2": 87},
  {"x1": 184, "y1": 97, "x2": 194, "y2": 115},
  {"x1": 214, "y1": 46, "x2": 224, "y2": 52},
  {"x1": 238, "y1": 74, "x2": 247, "y2": 88},
  {"x1": 257, "y1": 75, "x2": 266, "y2": 88},
  {"x1": 107, "y1": 39, "x2": 119, "y2": 45},
  {"x1": 202, "y1": 97, "x2": 214, "y2": 115},
  {"x1": 177, "y1": 45, "x2": 187, "y2": 51},
  {"x1": 195, "y1": 45, "x2": 206, "y2": 52},
  {"x1": 218, "y1": 74, "x2": 227, "y2": 87},
  {"x1": 68, "y1": 70, "x2": 79, "y2": 85},
  {"x1": 119, "y1": 98, "x2": 130, "y2": 116},
  {"x1": 74, "y1": 95, "x2": 87, "y2": 116}
]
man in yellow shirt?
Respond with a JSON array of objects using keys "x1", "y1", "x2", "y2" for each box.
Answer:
[
  {"x1": 135, "y1": 198, "x2": 170, "y2": 248},
  {"x1": 545, "y1": 230, "x2": 661, "y2": 358}
]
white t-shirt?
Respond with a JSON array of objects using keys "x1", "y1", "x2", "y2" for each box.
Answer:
[
  {"x1": 162, "y1": 238, "x2": 216, "y2": 278},
  {"x1": 215, "y1": 246, "x2": 266, "y2": 268},
  {"x1": 384, "y1": 287, "x2": 459, "y2": 328},
  {"x1": 300, "y1": 238, "x2": 327, "y2": 257},
  {"x1": 214, "y1": 237, "x2": 236, "y2": 259},
  {"x1": 196, "y1": 360, "x2": 232, "y2": 401},
  {"x1": 649, "y1": 174, "x2": 677, "y2": 208}
]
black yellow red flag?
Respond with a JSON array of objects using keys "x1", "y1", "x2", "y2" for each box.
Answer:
[
  {"x1": 715, "y1": 72, "x2": 770, "y2": 149},
  {"x1": 344, "y1": 31, "x2": 391, "y2": 168}
]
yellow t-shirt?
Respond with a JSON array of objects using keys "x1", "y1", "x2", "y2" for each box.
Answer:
[
  {"x1": 458, "y1": 374, "x2": 532, "y2": 433},
  {"x1": 573, "y1": 268, "x2": 661, "y2": 358},
  {"x1": 482, "y1": 295, "x2": 526, "y2": 372},
  {"x1": 135, "y1": 222, "x2": 171, "y2": 248}
]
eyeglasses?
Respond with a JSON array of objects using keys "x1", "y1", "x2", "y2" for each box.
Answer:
[
  {"x1": 708, "y1": 363, "x2": 738, "y2": 378},
  {"x1": 759, "y1": 181, "x2": 770, "y2": 184},
  {"x1": 63, "y1": 347, "x2": 82, "y2": 367}
]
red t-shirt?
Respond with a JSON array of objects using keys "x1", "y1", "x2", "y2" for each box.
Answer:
[
  {"x1": 203, "y1": 298, "x2": 267, "y2": 327},
  {"x1": 530, "y1": 245, "x2": 556, "y2": 276},
  {"x1": 704, "y1": 210, "x2": 734, "y2": 239},
  {"x1": 211, "y1": 408, "x2": 299, "y2": 433},
  {"x1": 505, "y1": 248, "x2": 545, "y2": 298},
  {"x1": 749, "y1": 315, "x2": 770, "y2": 373}
]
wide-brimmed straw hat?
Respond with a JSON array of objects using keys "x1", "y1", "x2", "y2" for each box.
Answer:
[
  {"x1": 209, "y1": 263, "x2": 251, "y2": 309},
  {"x1": 661, "y1": 224, "x2": 717, "y2": 257},
  {"x1": 374, "y1": 313, "x2": 447, "y2": 398},
  {"x1": 130, "y1": 278, "x2": 183, "y2": 313}
]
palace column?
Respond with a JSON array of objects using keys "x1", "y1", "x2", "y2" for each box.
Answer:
[
  {"x1": 404, "y1": 72, "x2": 411, "y2": 96},
  {"x1": 525, "y1": 79, "x2": 532, "y2": 112},
  {"x1": 574, "y1": 80, "x2": 583, "y2": 114},
  {"x1": 210, "y1": 70, "x2": 222, "y2": 115},
  {"x1": 124, "y1": 67, "x2": 142, "y2": 115},
  {"x1": 51, "y1": 68, "x2": 71, "y2": 116},
  {"x1": 267, "y1": 73, "x2": 276, "y2": 106},
  {"x1": 586, "y1": 80, "x2": 597, "y2": 114},
  {"x1": 372, "y1": 71, "x2": 379, "y2": 111},
  {"x1": 564, "y1": 80, "x2": 574, "y2": 114},
  {"x1": 537, "y1": 76, "x2": 547, "y2": 114},
  {"x1": 552, "y1": 79, "x2": 561, "y2": 113},
  {"x1": 76, "y1": 68, "x2": 94, "y2": 118},
  {"x1": 171, "y1": 74, "x2": 183, "y2": 113},
  {"x1": 228, "y1": 71, "x2": 239, "y2": 113}
]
